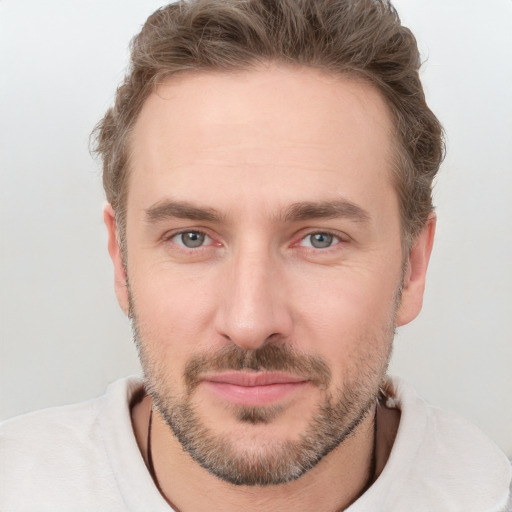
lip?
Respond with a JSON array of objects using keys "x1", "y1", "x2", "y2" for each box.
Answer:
[{"x1": 201, "y1": 372, "x2": 310, "y2": 406}]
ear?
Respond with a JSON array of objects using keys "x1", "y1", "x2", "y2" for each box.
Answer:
[
  {"x1": 103, "y1": 204, "x2": 130, "y2": 316},
  {"x1": 396, "y1": 214, "x2": 436, "y2": 327}
]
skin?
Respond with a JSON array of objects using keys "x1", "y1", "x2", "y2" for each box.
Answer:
[{"x1": 105, "y1": 66, "x2": 435, "y2": 511}]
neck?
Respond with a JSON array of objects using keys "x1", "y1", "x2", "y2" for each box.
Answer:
[{"x1": 132, "y1": 395, "x2": 394, "y2": 512}]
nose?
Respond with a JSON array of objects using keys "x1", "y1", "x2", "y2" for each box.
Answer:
[{"x1": 215, "y1": 246, "x2": 293, "y2": 350}]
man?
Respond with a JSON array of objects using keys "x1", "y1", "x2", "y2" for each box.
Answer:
[{"x1": 1, "y1": 0, "x2": 510, "y2": 510}]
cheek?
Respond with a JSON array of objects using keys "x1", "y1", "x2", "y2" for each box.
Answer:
[
  {"x1": 289, "y1": 266, "x2": 400, "y2": 357},
  {"x1": 129, "y1": 266, "x2": 220, "y2": 360}
]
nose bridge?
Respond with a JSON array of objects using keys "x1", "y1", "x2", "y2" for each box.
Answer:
[{"x1": 217, "y1": 239, "x2": 290, "y2": 349}]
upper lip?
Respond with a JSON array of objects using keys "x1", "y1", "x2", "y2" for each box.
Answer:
[{"x1": 202, "y1": 372, "x2": 308, "y2": 387}]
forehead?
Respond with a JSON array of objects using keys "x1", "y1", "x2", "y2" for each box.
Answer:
[{"x1": 128, "y1": 66, "x2": 397, "y2": 220}]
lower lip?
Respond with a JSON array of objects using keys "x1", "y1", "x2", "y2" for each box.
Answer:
[{"x1": 203, "y1": 381, "x2": 309, "y2": 406}]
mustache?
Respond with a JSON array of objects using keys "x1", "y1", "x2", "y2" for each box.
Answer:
[{"x1": 183, "y1": 344, "x2": 331, "y2": 392}]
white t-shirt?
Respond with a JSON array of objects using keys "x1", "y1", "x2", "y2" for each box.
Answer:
[{"x1": 1, "y1": 376, "x2": 510, "y2": 512}]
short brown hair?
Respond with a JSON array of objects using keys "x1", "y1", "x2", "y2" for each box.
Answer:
[{"x1": 92, "y1": 0, "x2": 444, "y2": 251}]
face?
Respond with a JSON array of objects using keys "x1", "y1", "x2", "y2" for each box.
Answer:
[{"x1": 106, "y1": 66, "x2": 433, "y2": 485}]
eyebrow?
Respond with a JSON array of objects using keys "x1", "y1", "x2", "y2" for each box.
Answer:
[
  {"x1": 144, "y1": 199, "x2": 370, "y2": 224},
  {"x1": 282, "y1": 200, "x2": 370, "y2": 223},
  {"x1": 145, "y1": 201, "x2": 223, "y2": 223}
]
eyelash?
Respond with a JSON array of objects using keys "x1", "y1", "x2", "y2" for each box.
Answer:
[
  {"x1": 165, "y1": 230, "x2": 216, "y2": 250},
  {"x1": 164, "y1": 229, "x2": 346, "y2": 252}
]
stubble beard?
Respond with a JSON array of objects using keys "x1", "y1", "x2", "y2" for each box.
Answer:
[{"x1": 130, "y1": 307, "x2": 396, "y2": 487}]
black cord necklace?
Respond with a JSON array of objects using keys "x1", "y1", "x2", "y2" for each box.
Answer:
[
  {"x1": 147, "y1": 407, "x2": 180, "y2": 509},
  {"x1": 146, "y1": 407, "x2": 157, "y2": 483}
]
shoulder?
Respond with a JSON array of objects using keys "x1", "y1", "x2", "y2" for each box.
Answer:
[
  {"x1": 0, "y1": 376, "x2": 144, "y2": 511},
  {"x1": 393, "y1": 376, "x2": 510, "y2": 477},
  {"x1": 351, "y1": 377, "x2": 512, "y2": 512},
  {"x1": 0, "y1": 376, "x2": 142, "y2": 451}
]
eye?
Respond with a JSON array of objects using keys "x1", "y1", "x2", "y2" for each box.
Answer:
[
  {"x1": 173, "y1": 231, "x2": 211, "y2": 248},
  {"x1": 299, "y1": 232, "x2": 339, "y2": 249}
]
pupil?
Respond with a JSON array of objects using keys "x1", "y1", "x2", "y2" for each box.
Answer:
[
  {"x1": 311, "y1": 233, "x2": 333, "y2": 248},
  {"x1": 182, "y1": 232, "x2": 204, "y2": 248}
]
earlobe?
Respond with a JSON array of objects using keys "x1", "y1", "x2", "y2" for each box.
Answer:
[
  {"x1": 103, "y1": 204, "x2": 130, "y2": 316},
  {"x1": 396, "y1": 214, "x2": 436, "y2": 327}
]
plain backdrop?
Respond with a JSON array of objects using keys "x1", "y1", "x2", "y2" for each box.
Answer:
[{"x1": 1, "y1": 1, "x2": 511, "y2": 457}]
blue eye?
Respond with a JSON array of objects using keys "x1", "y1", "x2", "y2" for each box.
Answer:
[
  {"x1": 301, "y1": 232, "x2": 338, "y2": 249},
  {"x1": 174, "y1": 231, "x2": 210, "y2": 248}
]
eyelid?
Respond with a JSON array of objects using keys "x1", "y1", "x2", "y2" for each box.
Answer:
[
  {"x1": 294, "y1": 228, "x2": 349, "y2": 245},
  {"x1": 162, "y1": 226, "x2": 206, "y2": 239}
]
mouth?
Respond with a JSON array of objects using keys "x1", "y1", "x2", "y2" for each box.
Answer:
[{"x1": 201, "y1": 371, "x2": 310, "y2": 406}]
